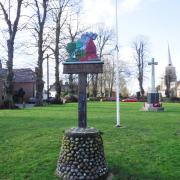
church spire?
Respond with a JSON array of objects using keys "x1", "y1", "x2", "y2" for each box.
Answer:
[
  {"x1": 0, "y1": 59, "x2": 2, "y2": 69},
  {"x1": 168, "y1": 44, "x2": 172, "y2": 66}
]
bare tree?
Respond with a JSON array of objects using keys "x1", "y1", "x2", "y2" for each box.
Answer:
[
  {"x1": 119, "y1": 75, "x2": 129, "y2": 97},
  {"x1": 102, "y1": 55, "x2": 129, "y2": 98},
  {"x1": 103, "y1": 57, "x2": 115, "y2": 97},
  {"x1": 91, "y1": 24, "x2": 113, "y2": 97},
  {"x1": 133, "y1": 37, "x2": 148, "y2": 97},
  {"x1": 49, "y1": 0, "x2": 68, "y2": 102},
  {"x1": 28, "y1": 0, "x2": 49, "y2": 106},
  {"x1": 66, "y1": 11, "x2": 86, "y2": 97},
  {"x1": 0, "y1": 0, "x2": 23, "y2": 108},
  {"x1": 48, "y1": 0, "x2": 81, "y2": 101}
]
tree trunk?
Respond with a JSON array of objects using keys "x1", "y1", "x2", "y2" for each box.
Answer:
[
  {"x1": 55, "y1": 69, "x2": 61, "y2": 101},
  {"x1": 92, "y1": 74, "x2": 98, "y2": 97},
  {"x1": 5, "y1": 40, "x2": 14, "y2": 108},
  {"x1": 0, "y1": 0, "x2": 23, "y2": 108},
  {"x1": 54, "y1": 14, "x2": 61, "y2": 102},
  {"x1": 34, "y1": 0, "x2": 48, "y2": 106},
  {"x1": 35, "y1": 30, "x2": 44, "y2": 106},
  {"x1": 138, "y1": 75, "x2": 144, "y2": 97},
  {"x1": 110, "y1": 73, "x2": 114, "y2": 97},
  {"x1": 165, "y1": 75, "x2": 170, "y2": 98},
  {"x1": 69, "y1": 74, "x2": 74, "y2": 95},
  {"x1": 100, "y1": 74, "x2": 103, "y2": 97},
  {"x1": 55, "y1": 54, "x2": 61, "y2": 101}
]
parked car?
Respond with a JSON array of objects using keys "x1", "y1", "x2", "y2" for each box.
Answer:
[{"x1": 121, "y1": 98, "x2": 138, "y2": 102}]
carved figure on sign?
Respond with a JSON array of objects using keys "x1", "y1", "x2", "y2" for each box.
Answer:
[{"x1": 66, "y1": 32, "x2": 99, "y2": 62}]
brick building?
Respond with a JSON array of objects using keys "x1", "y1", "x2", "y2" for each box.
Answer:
[
  {"x1": 13, "y1": 69, "x2": 36, "y2": 101},
  {"x1": 0, "y1": 61, "x2": 36, "y2": 103}
]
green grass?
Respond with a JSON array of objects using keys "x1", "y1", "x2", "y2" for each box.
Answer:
[{"x1": 0, "y1": 102, "x2": 180, "y2": 180}]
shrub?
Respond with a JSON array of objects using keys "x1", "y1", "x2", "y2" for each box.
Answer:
[
  {"x1": 47, "y1": 97, "x2": 63, "y2": 104},
  {"x1": 0, "y1": 100, "x2": 19, "y2": 109},
  {"x1": 170, "y1": 97, "x2": 180, "y2": 102},
  {"x1": 64, "y1": 95, "x2": 78, "y2": 103},
  {"x1": 162, "y1": 97, "x2": 180, "y2": 102},
  {"x1": 88, "y1": 97, "x2": 101, "y2": 101}
]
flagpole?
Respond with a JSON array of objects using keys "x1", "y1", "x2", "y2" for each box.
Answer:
[{"x1": 115, "y1": 0, "x2": 120, "y2": 127}]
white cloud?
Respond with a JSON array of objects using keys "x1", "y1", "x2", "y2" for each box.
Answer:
[
  {"x1": 81, "y1": 0, "x2": 144, "y2": 27},
  {"x1": 119, "y1": 46, "x2": 134, "y2": 63},
  {"x1": 81, "y1": 0, "x2": 114, "y2": 27},
  {"x1": 119, "y1": 0, "x2": 143, "y2": 14}
]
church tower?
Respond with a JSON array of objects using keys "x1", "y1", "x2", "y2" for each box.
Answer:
[{"x1": 164, "y1": 44, "x2": 177, "y2": 97}]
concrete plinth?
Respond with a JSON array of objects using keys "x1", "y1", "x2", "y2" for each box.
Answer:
[
  {"x1": 142, "y1": 102, "x2": 164, "y2": 112},
  {"x1": 56, "y1": 128, "x2": 108, "y2": 180}
]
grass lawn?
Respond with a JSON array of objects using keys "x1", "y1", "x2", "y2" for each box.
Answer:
[{"x1": 0, "y1": 102, "x2": 180, "y2": 180}]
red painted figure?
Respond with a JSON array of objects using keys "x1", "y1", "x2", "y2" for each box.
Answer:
[{"x1": 79, "y1": 38, "x2": 98, "y2": 61}]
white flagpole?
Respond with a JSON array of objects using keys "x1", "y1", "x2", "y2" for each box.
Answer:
[{"x1": 115, "y1": 0, "x2": 120, "y2": 127}]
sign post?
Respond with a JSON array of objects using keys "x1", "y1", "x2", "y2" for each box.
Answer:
[{"x1": 56, "y1": 32, "x2": 108, "y2": 180}]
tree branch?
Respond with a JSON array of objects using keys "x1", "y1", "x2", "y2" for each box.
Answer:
[{"x1": 0, "y1": 2, "x2": 12, "y2": 35}]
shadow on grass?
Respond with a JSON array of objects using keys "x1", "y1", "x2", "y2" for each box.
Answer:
[{"x1": 109, "y1": 165, "x2": 165, "y2": 180}]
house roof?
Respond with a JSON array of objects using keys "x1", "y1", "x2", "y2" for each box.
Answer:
[
  {"x1": 0, "y1": 69, "x2": 7, "y2": 78},
  {"x1": 0, "y1": 68, "x2": 35, "y2": 83},
  {"x1": 176, "y1": 81, "x2": 180, "y2": 87},
  {"x1": 13, "y1": 69, "x2": 36, "y2": 83}
]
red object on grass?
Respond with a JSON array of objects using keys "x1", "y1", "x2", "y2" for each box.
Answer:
[{"x1": 121, "y1": 98, "x2": 138, "y2": 102}]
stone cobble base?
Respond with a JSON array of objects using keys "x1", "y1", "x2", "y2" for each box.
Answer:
[{"x1": 56, "y1": 128, "x2": 108, "y2": 180}]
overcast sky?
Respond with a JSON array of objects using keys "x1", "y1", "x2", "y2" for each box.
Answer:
[
  {"x1": 81, "y1": 0, "x2": 180, "y2": 93},
  {"x1": 0, "y1": 0, "x2": 179, "y2": 94}
]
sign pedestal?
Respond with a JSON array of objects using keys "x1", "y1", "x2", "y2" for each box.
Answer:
[
  {"x1": 56, "y1": 61, "x2": 108, "y2": 180},
  {"x1": 57, "y1": 128, "x2": 108, "y2": 180}
]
